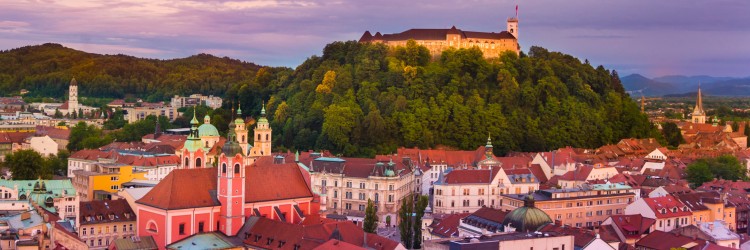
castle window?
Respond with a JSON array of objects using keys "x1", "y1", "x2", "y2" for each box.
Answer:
[{"x1": 235, "y1": 164, "x2": 241, "y2": 174}]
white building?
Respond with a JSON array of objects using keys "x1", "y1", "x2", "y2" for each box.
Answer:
[
  {"x1": 624, "y1": 195, "x2": 692, "y2": 232},
  {"x1": 170, "y1": 94, "x2": 223, "y2": 109},
  {"x1": 23, "y1": 135, "x2": 58, "y2": 156}
]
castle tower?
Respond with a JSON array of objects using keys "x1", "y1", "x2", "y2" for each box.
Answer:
[
  {"x1": 68, "y1": 78, "x2": 79, "y2": 113},
  {"x1": 507, "y1": 5, "x2": 519, "y2": 39},
  {"x1": 251, "y1": 102, "x2": 272, "y2": 157},
  {"x1": 692, "y1": 86, "x2": 706, "y2": 124},
  {"x1": 234, "y1": 104, "x2": 250, "y2": 154},
  {"x1": 485, "y1": 135, "x2": 494, "y2": 159},
  {"x1": 217, "y1": 121, "x2": 245, "y2": 236}
]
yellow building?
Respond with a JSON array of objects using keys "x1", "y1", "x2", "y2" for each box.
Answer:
[
  {"x1": 72, "y1": 163, "x2": 147, "y2": 201},
  {"x1": 675, "y1": 192, "x2": 736, "y2": 230}
]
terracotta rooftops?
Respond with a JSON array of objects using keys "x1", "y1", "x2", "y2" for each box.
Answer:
[
  {"x1": 243, "y1": 216, "x2": 400, "y2": 250},
  {"x1": 79, "y1": 199, "x2": 135, "y2": 225},
  {"x1": 643, "y1": 195, "x2": 691, "y2": 219},
  {"x1": 430, "y1": 213, "x2": 469, "y2": 238},
  {"x1": 608, "y1": 214, "x2": 655, "y2": 238},
  {"x1": 442, "y1": 167, "x2": 502, "y2": 184},
  {"x1": 635, "y1": 230, "x2": 705, "y2": 250},
  {"x1": 137, "y1": 161, "x2": 314, "y2": 210}
]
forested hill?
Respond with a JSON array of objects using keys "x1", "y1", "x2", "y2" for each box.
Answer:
[
  {"x1": 240, "y1": 41, "x2": 660, "y2": 156},
  {"x1": 0, "y1": 43, "x2": 264, "y2": 100},
  {"x1": 1, "y1": 41, "x2": 658, "y2": 156}
]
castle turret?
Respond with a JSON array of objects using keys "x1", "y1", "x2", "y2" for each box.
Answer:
[
  {"x1": 507, "y1": 5, "x2": 519, "y2": 39},
  {"x1": 181, "y1": 109, "x2": 206, "y2": 169}
]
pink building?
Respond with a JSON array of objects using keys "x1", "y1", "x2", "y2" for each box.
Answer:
[{"x1": 135, "y1": 111, "x2": 319, "y2": 249}]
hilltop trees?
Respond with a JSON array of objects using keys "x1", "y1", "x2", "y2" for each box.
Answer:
[{"x1": 239, "y1": 41, "x2": 656, "y2": 156}]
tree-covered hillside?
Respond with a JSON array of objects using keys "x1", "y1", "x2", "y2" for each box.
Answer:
[
  {"x1": 233, "y1": 41, "x2": 660, "y2": 156},
  {"x1": 2, "y1": 41, "x2": 659, "y2": 156},
  {"x1": 0, "y1": 43, "x2": 262, "y2": 101}
]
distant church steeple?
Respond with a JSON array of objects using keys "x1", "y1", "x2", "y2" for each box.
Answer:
[{"x1": 692, "y1": 84, "x2": 706, "y2": 124}]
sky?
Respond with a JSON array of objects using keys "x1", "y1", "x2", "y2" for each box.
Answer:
[{"x1": 1, "y1": 0, "x2": 749, "y2": 78}]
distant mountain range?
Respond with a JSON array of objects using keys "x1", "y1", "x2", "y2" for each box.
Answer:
[{"x1": 620, "y1": 74, "x2": 750, "y2": 96}]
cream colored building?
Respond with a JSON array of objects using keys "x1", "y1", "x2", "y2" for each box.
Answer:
[
  {"x1": 434, "y1": 166, "x2": 539, "y2": 214},
  {"x1": 78, "y1": 199, "x2": 137, "y2": 249},
  {"x1": 360, "y1": 14, "x2": 519, "y2": 58},
  {"x1": 124, "y1": 106, "x2": 178, "y2": 123},
  {"x1": 23, "y1": 135, "x2": 58, "y2": 156},
  {"x1": 501, "y1": 183, "x2": 638, "y2": 228},
  {"x1": 307, "y1": 156, "x2": 415, "y2": 225}
]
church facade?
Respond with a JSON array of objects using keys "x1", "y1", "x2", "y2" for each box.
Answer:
[
  {"x1": 137, "y1": 104, "x2": 318, "y2": 249},
  {"x1": 359, "y1": 14, "x2": 519, "y2": 58}
]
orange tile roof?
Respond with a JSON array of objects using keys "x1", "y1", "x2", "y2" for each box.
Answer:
[{"x1": 137, "y1": 161, "x2": 314, "y2": 210}]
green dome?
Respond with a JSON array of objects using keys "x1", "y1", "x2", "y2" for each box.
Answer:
[
  {"x1": 198, "y1": 123, "x2": 220, "y2": 137},
  {"x1": 183, "y1": 138, "x2": 204, "y2": 153},
  {"x1": 501, "y1": 195, "x2": 552, "y2": 232}
]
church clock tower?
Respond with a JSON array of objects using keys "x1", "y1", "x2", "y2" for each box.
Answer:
[{"x1": 68, "y1": 78, "x2": 79, "y2": 113}]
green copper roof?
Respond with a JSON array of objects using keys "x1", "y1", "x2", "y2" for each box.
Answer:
[
  {"x1": 501, "y1": 195, "x2": 552, "y2": 232},
  {"x1": 222, "y1": 123, "x2": 243, "y2": 156},
  {"x1": 237, "y1": 103, "x2": 242, "y2": 115},
  {"x1": 183, "y1": 138, "x2": 204, "y2": 153},
  {"x1": 198, "y1": 123, "x2": 220, "y2": 137},
  {"x1": 190, "y1": 109, "x2": 199, "y2": 125},
  {"x1": 0, "y1": 179, "x2": 76, "y2": 213},
  {"x1": 261, "y1": 101, "x2": 266, "y2": 116},
  {"x1": 486, "y1": 135, "x2": 493, "y2": 148}
]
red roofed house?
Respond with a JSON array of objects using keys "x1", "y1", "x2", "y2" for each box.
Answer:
[
  {"x1": 624, "y1": 195, "x2": 692, "y2": 232},
  {"x1": 135, "y1": 111, "x2": 319, "y2": 249},
  {"x1": 601, "y1": 214, "x2": 656, "y2": 245}
]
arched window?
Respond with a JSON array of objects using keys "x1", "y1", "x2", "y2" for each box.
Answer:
[
  {"x1": 266, "y1": 134, "x2": 269, "y2": 141},
  {"x1": 196, "y1": 158, "x2": 202, "y2": 168},
  {"x1": 146, "y1": 221, "x2": 158, "y2": 233},
  {"x1": 222, "y1": 163, "x2": 227, "y2": 174},
  {"x1": 184, "y1": 157, "x2": 189, "y2": 167},
  {"x1": 234, "y1": 164, "x2": 241, "y2": 174},
  {"x1": 205, "y1": 141, "x2": 209, "y2": 147},
  {"x1": 257, "y1": 134, "x2": 261, "y2": 141},
  {"x1": 241, "y1": 135, "x2": 245, "y2": 143}
]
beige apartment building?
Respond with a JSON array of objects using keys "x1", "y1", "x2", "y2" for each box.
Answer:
[
  {"x1": 78, "y1": 199, "x2": 137, "y2": 249},
  {"x1": 433, "y1": 166, "x2": 539, "y2": 214},
  {"x1": 307, "y1": 155, "x2": 415, "y2": 225},
  {"x1": 501, "y1": 183, "x2": 638, "y2": 228}
]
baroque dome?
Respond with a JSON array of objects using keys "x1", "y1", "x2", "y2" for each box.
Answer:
[
  {"x1": 501, "y1": 194, "x2": 552, "y2": 232},
  {"x1": 198, "y1": 123, "x2": 220, "y2": 137}
]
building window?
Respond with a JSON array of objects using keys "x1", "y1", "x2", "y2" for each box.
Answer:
[
  {"x1": 129, "y1": 224, "x2": 133, "y2": 232},
  {"x1": 375, "y1": 193, "x2": 379, "y2": 202},
  {"x1": 179, "y1": 223, "x2": 186, "y2": 235},
  {"x1": 113, "y1": 225, "x2": 117, "y2": 233},
  {"x1": 82, "y1": 228, "x2": 87, "y2": 235},
  {"x1": 360, "y1": 183, "x2": 365, "y2": 189},
  {"x1": 374, "y1": 184, "x2": 379, "y2": 190},
  {"x1": 196, "y1": 158, "x2": 202, "y2": 168},
  {"x1": 334, "y1": 191, "x2": 338, "y2": 198},
  {"x1": 359, "y1": 193, "x2": 365, "y2": 200},
  {"x1": 111, "y1": 185, "x2": 120, "y2": 190},
  {"x1": 321, "y1": 180, "x2": 327, "y2": 186},
  {"x1": 345, "y1": 203, "x2": 352, "y2": 210},
  {"x1": 222, "y1": 163, "x2": 227, "y2": 173},
  {"x1": 234, "y1": 164, "x2": 240, "y2": 174},
  {"x1": 110, "y1": 176, "x2": 119, "y2": 181},
  {"x1": 199, "y1": 222, "x2": 205, "y2": 233},
  {"x1": 388, "y1": 195, "x2": 394, "y2": 202},
  {"x1": 347, "y1": 182, "x2": 352, "y2": 188},
  {"x1": 334, "y1": 180, "x2": 338, "y2": 187},
  {"x1": 359, "y1": 204, "x2": 365, "y2": 211}
]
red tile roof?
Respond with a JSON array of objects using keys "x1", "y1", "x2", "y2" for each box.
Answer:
[
  {"x1": 137, "y1": 161, "x2": 314, "y2": 210},
  {"x1": 34, "y1": 126, "x2": 70, "y2": 140},
  {"x1": 429, "y1": 213, "x2": 469, "y2": 238},
  {"x1": 443, "y1": 167, "x2": 502, "y2": 184},
  {"x1": 243, "y1": 216, "x2": 400, "y2": 250},
  {"x1": 635, "y1": 230, "x2": 704, "y2": 250},
  {"x1": 608, "y1": 214, "x2": 655, "y2": 239},
  {"x1": 0, "y1": 132, "x2": 33, "y2": 144},
  {"x1": 643, "y1": 195, "x2": 692, "y2": 219},
  {"x1": 79, "y1": 199, "x2": 136, "y2": 225}
]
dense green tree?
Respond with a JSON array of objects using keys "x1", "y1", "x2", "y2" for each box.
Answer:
[
  {"x1": 3, "y1": 150, "x2": 49, "y2": 180},
  {"x1": 686, "y1": 161, "x2": 713, "y2": 187},
  {"x1": 363, "y1": 199, "x2": 378, "y2": 233},
  {"x1": 412, "y1": 195, "x2": 429, "y2": 249},
  {"x1": 68, "y1": 121, "x2": 111, "y2": 151},
  {"x1": 687, "y1": 155, "x2": 747, "y2": 187},
  {"x1": 661, "y1": 122, "x2": 685, "y2": 148},
  {"x1": 398, "y1": 198, "x2": 414, "y2": 249}
]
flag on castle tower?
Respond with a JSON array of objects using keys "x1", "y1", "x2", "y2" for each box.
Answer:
[{"x1": 516, "y1": 4, "x2": 518, "y2": 18}]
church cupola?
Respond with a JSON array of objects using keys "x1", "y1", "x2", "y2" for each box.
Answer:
[
  {"x1": 485, "y1": 135, "x2": 494, "y2": 159},
  {"x1": 250, "y1": 101, "x2": 272, "y2": 157}
]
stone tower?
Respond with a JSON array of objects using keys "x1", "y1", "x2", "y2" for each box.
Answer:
[
  {"x1": 68, "y1": 78, "x2": 79, "y2": 113},
  {"x1": 507, "y1": 5, "x2": 519, "y2": 39},
  {"x1": 251, "y1": 102, "x2": 272, "y2": 157},
  {"x1": 217, "y1": 121, "x2": 245, "y2": 236},
  {"x1": 692, "y1": 86, "x2": 706, "y2": 124}
]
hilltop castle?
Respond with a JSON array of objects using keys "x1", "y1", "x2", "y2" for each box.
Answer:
[{"x1": 359, "y1": 7, "x2": 520, "y2": 58}]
